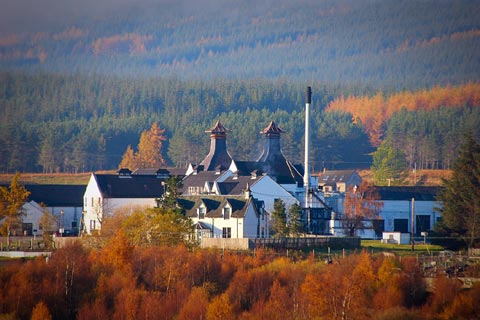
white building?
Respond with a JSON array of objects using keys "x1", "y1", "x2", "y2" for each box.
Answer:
[
  {"x1": 181, "y1": 120, "x2": 330, "y2": 235},
  {"x1": 0, "y1": 184, "x2": 86, "y2": 236},
  {"x1": 328, "y1": 186, "x2": 442, "y2": 239},
  {"x1": 82, "y1": 168, "x2": 169, "y2": 234},
  {"x1": 178, "y1": 192, "x2": 268, "y2": 240}
]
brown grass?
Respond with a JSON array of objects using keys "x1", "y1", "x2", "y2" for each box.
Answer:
[
  {"x1": 357, "y1": 169, "x2": 451, "y2": 186},
  {"x1": 1, "y1": 169, "x2": 451, "y2": 186}
]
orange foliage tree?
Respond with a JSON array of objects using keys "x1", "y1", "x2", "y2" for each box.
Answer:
[{"x1": 327, "y1": 83, "x2": 480, "y2": 146}]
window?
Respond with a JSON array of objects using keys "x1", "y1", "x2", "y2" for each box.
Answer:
[
  {"x1": 222, "y1": 227, "x2": 231, "y2": 238},
  {"x1": 394, "y1": 219, "x2": 408, "y2": 233},
  {"x1": 84, "y1": 197, "x2": 87, "y2": 207},
  {"x1": 223, "y1": 207, "x2": 231, "y2": 220},
  {"x1": 90, "y1": 220, "x2": 96, "y2": 230},
  {"x1": 198, "y1": 207, "x2": 205, "y2": 219}
]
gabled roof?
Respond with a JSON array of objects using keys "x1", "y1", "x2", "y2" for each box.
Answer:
[
  {"x1": 0, "y1": 184, "x2": 87, "y2": 207},
  {"x1": 217, "y1": 175, "x2": 262, "y2": 195},
  {"x1": 369, "y1": 186, "x2": 441, "y2": 201},
  {"x1": 234, "y1": 159, "x2": 303, "y2": 186},
  {"x1": 315, "y1": 170, "x2": 359, "y2": 184},
  {"x1": 177, "y1": 195, "x2": 252, "y2": 218},
  {"x1": 94, "y1": 174, "x2": 166, "y2": 198},
  {"x1": 181, "y1": 170, "x2": 227, "y2": 194},
  {"x1": 233, "y1": 161, "x2": 266, "y2": 176}
]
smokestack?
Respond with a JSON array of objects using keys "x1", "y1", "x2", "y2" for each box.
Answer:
[
  {"x1": 304, "y1": 86, "x2": 312, "y2": 232},
  {"x1": 304, "y1": 87, "x2": 312, "y2": 192}
]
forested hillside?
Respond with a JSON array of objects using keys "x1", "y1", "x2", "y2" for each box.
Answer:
[
  {"x1": 0, "y1": 0, "x2": 479, "y2": 90},
  {"x1": 1, "y1": 72, "x2": 479, "y2": 173}
]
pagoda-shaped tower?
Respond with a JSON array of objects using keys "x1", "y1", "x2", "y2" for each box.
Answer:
[
  {"x1": 257, "y1": 121, "x2": 303, "y2": 185},
  {"x1": 199, "y1": 120, "x2": 233, "y2": 171}
]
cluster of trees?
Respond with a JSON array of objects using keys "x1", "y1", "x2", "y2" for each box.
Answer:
[
  {"x1": 327, "y1": 83, "x2": 480, "y2": 147},
  {"x1": 270, "y1": 200, "x2": 303, "y2": 237},
  {"x1": 2, "y1": 239, "x2": 480, "y2": 320},
  {"x1": 2, "y1": 70, "x2": 478, "y2": 175},
  {"x1": 1, "y1": 1, "x2": 478, "y2": 90},
  {"x1": 0, "y1": 72, "x2": 373, "y2": 173},
  {"x1": 119, "y1": 122, "x2": 167, "y2": 170},
  {"x1": 437, "y1": 133, "x2": 480, "y2": 248}
]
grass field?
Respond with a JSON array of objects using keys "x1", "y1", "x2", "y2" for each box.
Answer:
[
  {"x1": 361, "y1": 240, "x2": 445, "y2": 256},
  {"x1": 0, "y1": 172, "x2": 100, "y2": 185}
]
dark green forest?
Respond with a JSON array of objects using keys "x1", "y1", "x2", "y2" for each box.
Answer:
[
  {"x1": 1, "y1": 72, "x2": 479, "y2": 174},
  {"x1": 0, "y1": 73, "x2": 373, "y2": 172}
]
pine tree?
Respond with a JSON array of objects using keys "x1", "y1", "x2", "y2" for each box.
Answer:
[
  {"x1": 287, "y1": 203, "x2": 303, "y2": 236},
  {"x1": 371, "y1": 141, "x2": 407, "y2": 186},
  {"x1": 437, "y1": 132, "x2": 480, "y2": 248},
  {"x1": 271, "y1": 199, "x2": 287, "y2": 237}
]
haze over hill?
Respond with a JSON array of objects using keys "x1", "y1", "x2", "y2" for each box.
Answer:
[
  {"x1": 0, "y1": 0, "x2": 479, "y2": 175},
  {"x1": 0, "y1": 0, "x2": 479, "y2": 90}
]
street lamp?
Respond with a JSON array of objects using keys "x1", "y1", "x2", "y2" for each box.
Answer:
[{"x1": 60, "y1": 210, "x2": 64, "y2": 237}]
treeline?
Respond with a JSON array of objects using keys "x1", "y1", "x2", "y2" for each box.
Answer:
[
  {"x1": 328, "y1": 83, "x2": 480, "y2": 170},
  {"x1": 1, "y1": 72, "x2": 479, "y2": 173},
  {"x1": 1, "y1": 241, "x2": 480, "y2": 319},
  {"x1": 0, "y1": 0, "x2": 479, "y2": 90},
  {"x1": 0, "y1": 72, "x2": 372, "y2": 173}
]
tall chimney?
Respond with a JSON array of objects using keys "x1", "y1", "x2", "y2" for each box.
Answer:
[
  {"x1": 304, "y1": 87, "x2": 312, "y2": 192},
  {"x1": 304, "y1": 87, "x2": 312, "y2": 231}
]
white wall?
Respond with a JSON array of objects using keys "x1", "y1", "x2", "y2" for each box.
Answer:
[
  {"x1": 251, "y1": 177, "x2": 298, "y2": 214},
  {"x1": 190, "y1": 202, "x2": 267, "y2": 239}
]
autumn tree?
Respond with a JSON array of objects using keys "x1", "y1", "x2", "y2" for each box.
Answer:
[
  {"x1": 119, "y1": 145, "x2": 137, "y2": 169},
  {"x1": 31, "y1": 301, "x2": 52, "y2": 320},
  {"x1": 0, "y1": 173, "x2": 30, "y2": 240},
  {"x1": 437, "y1": 132, "x2": 480, "y2": 248},
  {"x1": 341, "y1": 182, "x2": 383, "y2": 237},
  {"x1": 121, "y1": 207, "x2": 193, "y2": 247},
  {"x1": 118, "y1": 122, "x2": 167, "y2": 169},
  {"x1": 137, "y1": 122, "x2": 167, "y2": 167}
]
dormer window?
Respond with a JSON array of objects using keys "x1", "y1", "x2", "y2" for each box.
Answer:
[{"x1": 223, "y1": 207, "x2": 231, "y2": 220}]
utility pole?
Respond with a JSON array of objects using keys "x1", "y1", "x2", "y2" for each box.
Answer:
[{"x1": 411, "y1": 197, "x2": 415, "y2": 252}]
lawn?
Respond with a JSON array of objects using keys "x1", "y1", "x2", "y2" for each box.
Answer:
[{"x1": 361, "y1": 240, "x2": 445, "y2": 256}]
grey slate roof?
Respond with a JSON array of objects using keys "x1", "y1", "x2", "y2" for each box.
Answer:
[
  {"x1": 94, "y1": 174, "x2": 166, "y2": 198},
  {"x1": 217, "y1": 175, "x2": 261, "y2": 195},
  {"x1": 180, "y1": 170, "x2": 225, "y2": 194},
  {"x1": 177, "y1": 195, "x2": 252, "y2": 218},
  {"x1": 0, "y1": 184, "x2": 87, "y2": 207},
  {"x1": 315, "y1": 170, "x2": 358, "y2": 184},
  {"x1": 369, "y1": 186, "x2": 441, "y2": 201}
]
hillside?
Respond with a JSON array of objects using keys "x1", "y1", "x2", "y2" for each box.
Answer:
[{"x1": 0, "y1": 0, "x2": 479, "y2": 90}]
